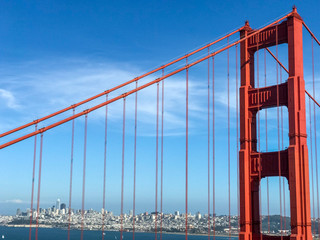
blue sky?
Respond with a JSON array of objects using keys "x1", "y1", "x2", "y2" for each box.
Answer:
[{"x1": 0, "y1": 0, "x2": 319, "y2": 217}]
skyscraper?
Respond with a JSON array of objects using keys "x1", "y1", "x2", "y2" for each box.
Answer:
[
  {"x1": 56, "y1": 198, "x2": 60, "y2": 210},
  {"x1": 60, "y1": 203, "x2": 66, "y2": 210}
]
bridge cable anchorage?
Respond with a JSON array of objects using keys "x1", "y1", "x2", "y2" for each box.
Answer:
[
  {"x1": 133, "y1": 82, "x2": 137, "y2": 240},
  {"x1": 0, "y1": 29, "x2": 243, "y2": 140},
  {"x1": 102, "y1": 95, "x2": 108, "y2": 240},
  {"x1": 68, "y1": 108, "x2": 75, "y2": 240},
  {"x1": 81, "y1": 114, "x2": 88, "y2": 240},
  {"x1": 312, "y1": 38, "x2": 320, "y2": 236},
  {"x1": 256, "y1": 43, "x2": 262, "y2": 240},
  {"x1": 29, "y1": 124, "x2": 38, "y2": 240},
  {"x1": 35, "y1": 133, "x2": 43, "y2": 240},
  {"x1": 155, "y1": 82, "x2": 159, "y2": 240},
  {"x1": 264, "y1": 48, "x2": 270, "y2": 234},
  {"x1": 0, "y1": 12, "x2": 297, "y2": 150},
  {"x1": 309, "y1": 96, "x2": 315, "y2": 235},
  {"x1": 212, "y1": 55, "x2": 215, "y2": 240},
  {"x1": 227, "y1": 36, "x2": 231, "y2": 240},
  {"x1": 236, "y1": 44, "x2": 240, "y2": 233},
  {"x1": 120, "y1": 98, "x2": 126, "y2": 240},
  {"x1": 276, "y1": 25, "x2": 283, "y2": 240},
  {"x1": 185, "y1": 57, "x2": 189, "y2": 240},
  {"x1": 160, "y1": 69, "x2": 164, "y2": 240},
  {"x1": 207, "y1": 47, "x2": 211, "y2": 240}
]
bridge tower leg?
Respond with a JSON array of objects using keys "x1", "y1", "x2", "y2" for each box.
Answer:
[{"x1": 239, "y1": 7, "x2": 312, "y2": 240}]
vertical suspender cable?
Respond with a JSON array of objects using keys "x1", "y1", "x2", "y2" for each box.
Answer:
[
  {"x1": 227, "y1": 37, "x2": 231, "y2": 240},
  {"x1": 312, "y1": 38, "x2": 320, "y2": 235},
  {"x1": 207, "y1": 47, "x2": 211, "y2": 240},
  {"x1": 35, "y1": 133, "x2": 43, "y2": 240},
  {"x1": 120, "y1": 98, "x2": 126, "y2": 240},
  {"x1": 68, "y1": 109, "x2": 75, "y2": 240},
  {"x1": 264, "y1": 49, "x2": 270, "y2": 234},
  {"x1": 236, "y1": 44, "x2": 240, "y2": 233},
  {"x1": 29, "y1": 124, "x2": 38, "y2": 240},
  {"x1": 309, "y1": 97, "x2": 315, "y2": 235},
  {"x1": 185, "y1": 57, "x2": 189, "y2": 240},
  {"x1": 102, "y1": 95, "x2": 108, "y2": 240},
  {"x1": 257, "y1": 45, "x2": 262, "y2": 239},
  {"x1": 155, "y1": 83, "x2": 159, "y2": 240},
  {"x1": 81, "y1": 114, "x2": 88, "y2": 240},
  {"x1": 160, "y1": 70, "x2": 164, "y2": 240},
  {"x1": 133, "y1": 82, "x2": 138, "y2": 240},
  {"x1": 280, "y1": 67, "x2": 286, "y2": 230},
  {"x1": 276, "y1": 25, "x2": 283, "y2": 240},
  {"x1": 212, "y1": 56, "x2": 216, "y2": 240}
]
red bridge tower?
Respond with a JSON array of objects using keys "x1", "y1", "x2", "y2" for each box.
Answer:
[{"x1": 239, "y1": 7, "x2": 312, "y2": 240}]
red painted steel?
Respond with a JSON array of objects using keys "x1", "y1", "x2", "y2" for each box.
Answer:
[
  {"x1": 227, "y1": 37, "x2": 231, "y2": 240},
  {"x1": 133, "y1": 82, "x2": 138, "y2": 240},
  {"x1": 35, "y1": 133, "x2": 43, "y2": 240},
  {"x1": 0, "y1": 28, "x2": 242, "y2": 140},
  {"x1": 212, "y1": 56, "x2": 216, "y2": 240},
  {"x1": 0, "y1": 12, "x2": 293, "y2": 150},
  {"x1": 160, "y1": 71, "x2": 164, "y2": 240},
  {"x1": 120, "y1": 99, "x2": 126, "y2": 240},
  {"x1": 207, "y1": 48, "x2": 211, "y2": 240},
  {"x1": 239, "y1": 7, "x2": 312, "y2": 240},
  {"x1": 236, "y1": 44, "x2": 240, "y2": 232},
  {"x1": 309, "y1": 97, "x2": 315, "y2": 235},
  {"x1": 312, "y1": 38, "x2": 320, "y2": 236},
  {"x1": 155, "y1": 83, "x2": 159, "y2": 240},
  {"x1": 102, "y1": 95, "x2": 108, "y2": 240},
  {"x1": 264, "y1": 49, "x2": 270, "y2": 234},
  {"x1": 29, "y1": 124, "x2": 37, "y2": 240},
  {"x1": 68, "y1": 109, "x2": 75, "y2": 240},
  {"x1": 81, "y1": 114, "x2": 88, "y2": 240},
  {"x1": 266, "y1": 48, "x2": 289, "y2": 74},
  {"x1": 185, "y1": 58, "x2": 189, "y2": 240}
]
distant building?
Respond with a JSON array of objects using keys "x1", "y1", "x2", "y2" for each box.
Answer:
[
  {"x1": 16, "y1": 208, "x2": 21, "y2": 216},
  {"x1": 175, "y1": 211, "x2": 180, "y2": 216},
  {"x1": 60, "y1": 203, "x2": 66, "y2": 210},
  {"x1": 196, "y1": 212, "x2": 201, "y2": 220},
  {"x1": 129, "y1": 210, "x2": 133, "y2": 216},
  {"x1": 56, "y1": 198, "x2": 60, "y2": 210}
]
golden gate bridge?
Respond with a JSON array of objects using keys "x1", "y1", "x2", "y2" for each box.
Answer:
[{"x1": 1, "y1": 6, "x2": 320, "y2": 240}]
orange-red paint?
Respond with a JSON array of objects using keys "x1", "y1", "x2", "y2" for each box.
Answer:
[{"x1": 239, "y1": 7, "x2": 312, "y2": 240}]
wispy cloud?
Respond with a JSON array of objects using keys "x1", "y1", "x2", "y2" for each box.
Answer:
[
  {"x1": 3, "y1": 199, "x2": 24, "y2": 204},
  {"x1": 0, "y1": 58, "x2": 211, "y2": 135},
  {"x1": 0, "y1": 89, "x2": 19, "y2": 109}
]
